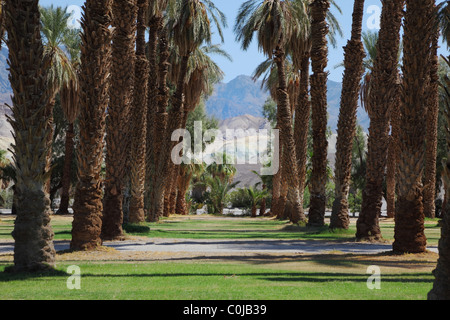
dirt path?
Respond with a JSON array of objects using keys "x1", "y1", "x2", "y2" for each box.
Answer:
[{"x1": 0, "y1": 237, "x2": 438, "y2": 256}]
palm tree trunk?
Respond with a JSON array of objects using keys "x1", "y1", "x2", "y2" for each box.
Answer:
[
  {"x1": 393, "y1": 0, "x2": 433, "y2": 254},
  {"x1": 176, "y1": 168, "x2": 191, "y2": 216},
  {"x1": 102, "y1": 0, "x2": 137, "y2": 241},
  {"x1": 57, "y1": 122, "x2": 75, "y2": 215},
  {"x1": 423, "y1": 29, "x2": 440, "y2": 219},
  {"x1": 294, "y1": 51, "x2": 311, "y2": 217},
  {"x1": 145, "y1": 16, "x2": 162, "y2": 217},
  {"x1": 274, "y1": 45, "x2": 305, "y2": 224},
  {"x1": 5, "y1": 0, "x2": 56, "y2": 271},
  {"x1": 356, "y1": 0, "x2": 404, "y2": 241},
  {"x1": 151, "y1": 55, "x2": 189, "y2": 220},
  {"x1": 147, "y1": 22, "x2": 169, "y2": 222},
  {"x1": 428, "y1": 182, "x2": 450, "y2": 299},
  {"x1": 386, "y1": 81, "x2": 402, "y2": 219},
  {"x1": 271, "y1": 124, "x2": 282, "y2": 217},
  {"x1": 71, "y1": 0, "x2": 113, "y2": 251},
  {"x1": 129, "y1": 0, "x2": 149, "y2": 224},
  {"x1": 428, "y1": 55, "x2": 450, "y2": 300},
  {"x1": 330, "y1": 0, "x2": 366, "y2": 230},
  {"x1": 167, "y1": 111, "x2": 191, "y2": 216},
  {"x1": 260, "y1": 183, "x2": 267, "y2": 216},
  {"x1": 308, "y1": 0, "x2": 330, "y2": 227}
]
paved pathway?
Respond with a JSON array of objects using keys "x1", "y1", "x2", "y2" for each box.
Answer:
[{"x1": 0, "y1": 238, "x2": 438, "y2": 255}]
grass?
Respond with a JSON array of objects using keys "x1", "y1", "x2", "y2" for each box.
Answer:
[
  {"x1": 0, "y1": 214, "x2": 442, "y2": 246},
  {"x1": 0, "y1": 214, "x2": 441, "y2": 300},
  {"x1": 0, "y1": 255, "x2": 437, "y2": 300}
]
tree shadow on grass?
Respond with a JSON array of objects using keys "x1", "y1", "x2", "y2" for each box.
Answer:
[
  {"x1": 17, "y1": 270, "x2": 430, "y2": 284},
  {"x1": 0, "y1": 265, "x2": 68, "y2": 281}
]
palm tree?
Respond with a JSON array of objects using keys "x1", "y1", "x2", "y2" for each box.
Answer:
[
  {"x1": 248, "y1": 185, "x2": 270, "y2": 217},
  {"x1": 306, "y1": 0, "x2": 330, "y2": 227},
  {"x1": 150, "y1": 0, "x2": 226, "y2": 220},
  {"x1": 4, "y1": 0, "x2": 56, "y2": 271},
  {"x1": 252, "y1": 169, "x2": 272, "y2": 216},
  {"x1": 71, "y1": 0, "x2": 113, "y2": 251},
  {"x1": 235, "y1": 0, "x2": 309, "y2": 224},
  {"x1": 423, "y1": 7, "x2": 441, "y2": 219},
  {"x1": 145, "y1": 0, "x2": 171, "y2": 221},
  {"x1": 355, "y1": 0, "x2": 405, "y2": 241},
  {"x1": 293, "y1": 46, "x2": 311, "y2": 218},
  {"x1": 393, "y1": 0, "x2": 434, "y2": 254},
  {"x1": 330, "y1": 0, "x2": 366, "y2": 230},
  {"x1": 40, "y1": 5, "x2": 79, "y2": 195},
  {"x1": 356, "y1": 30, "x2": 402, "y2": 220},
  {"x1": 206, "y1": 176, "x2": 240, "y2": 215},
  {"x1": 129, "y1": 0, "x2": 150, "y2": 223},
  {"x1": 56, "y1": 28, "x2": 81, "y2": 216},
  {"x1": 102, "y1": 0, "x2": 138, "y2": 241},
  {"x1": 428, "y1": 56, "x2": 450, "y2": 300},
  {"x1": 167, "y1": 44, "x2": 230, "y2": 216}
]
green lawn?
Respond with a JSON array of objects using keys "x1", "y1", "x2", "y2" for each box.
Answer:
[
  {"x1": 0, "y1": 260, "x2": 435, "y2": 300},
  {"x1": 0, "y1": 215, "x2": 440, "y2": 300},
  {"x1": 0, "y1": 215, "x2": 442, "y2": 246}
]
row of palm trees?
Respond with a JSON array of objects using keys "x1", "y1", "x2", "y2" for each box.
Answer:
[{"x1": 1, "y1": 0, "x2": 450, "y2": 299}]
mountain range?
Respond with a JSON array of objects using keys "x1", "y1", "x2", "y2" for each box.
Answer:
[{"x1": 205, "y1": 74, "x2": 370, "y2": 133}]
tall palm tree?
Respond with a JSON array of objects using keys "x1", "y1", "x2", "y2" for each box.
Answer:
[
  {"x1": 4, "y1": 0, "x2": 56, "y2": 271},
  {"x1": 150, "y1": 0, "x2": 226, "y2": 220},
  {"x1": 393, "y1": 0, "x2": 434, "y2": 254},
  {"x1": 423, "y1": 10, "x2": 441, "y2": 219},
  {"x1": 235, "y1": 0, "x2": 309, "y2": 224},
  {"x1": 56, "y1": 29, "x2": 81, "y2": 216},
  {"x1": 306, "y1": 0, "x2": 330, "y2": 227},
  {"x1": 101, "y1": 0, "x2": 138, "y2": 241},
  {"x1": 167, "y1": 44, "x2": 230, "y2": 216},
  {"x1": 356, "y1": 30, "x2": 402, "y2": 220},
  {"x1": 129, "y1": 0, "x2": 150, "y2": 224},
  {"x1": 71, "y1": 0, "x2": 113, "y2": 251},
  {"x1": 428, "y1": 56, "x2": 450, "y2": 300},
  {"x1": 355, "y1": 0, "x2": 405, "y2": 241},
  {"x1": 40, "y1": 5, "x2": 79, "y2": 195},
  {"x1": 145, "y1": 0, "x2": 170, "y2": 221},
  {"x1": 330, "y1": 0, "x2": 366, "y2": 230}
]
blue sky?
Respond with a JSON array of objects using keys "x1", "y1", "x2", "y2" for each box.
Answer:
[{"x1": 40, "y1": 0, "x2": 449, "y2": 83}]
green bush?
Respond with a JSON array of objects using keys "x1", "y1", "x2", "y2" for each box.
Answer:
[
  {"x1": 227, "y1": 188, "x2": 253, "y2": 209},
  {"x1": 123, "y1": 223, "x2": 151, "y2": 234}
]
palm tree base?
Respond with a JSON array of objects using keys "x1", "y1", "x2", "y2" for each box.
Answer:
[{"x1": 393, "y1": 197, "x2": 427, "y2": 254}]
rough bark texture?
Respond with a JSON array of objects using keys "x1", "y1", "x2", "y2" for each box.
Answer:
[
  {"x1": 5, "y1": 0, "x2": 56, "y2": 271},
  {"x1": 294, "y1": 52, "x2": 311, "y2": 217},
  {"x1": 57, "y1": 123, "x2": 75, "y2": 215},
  {"x1": 308, "y1": 0, "x2": 330, "y2": 227},
  {"x1": 102, "y1": 0, "x2": 137, "y2": 240},
  {"x1": 270, "y1": 143, "x2": 281, "y2": 216},
  {"x1": 275, "y1": 46, "x2": 306, "y2": 224},
  {"x1": 423, "y1": 31, "x2": 440, "y2": 219},
  {"x1": 176, "y1": 167, "x2": 191, "y2": 216},
  {"x1": 428, "y1": 56, "x2": 450, "y2": 300},
  {"x1": 129, "y1": 0, "x2": 149, "y2": 224},
  {"x1": 71, "y1": 0, "x2": 112, "y2": 251},
  {"x1": 146, "y1": 22, "x2": 168, "y2": 222},
  {"x1": 393, "y1": 0, "x2": 433, "y2": 254},
  {"x1": 151, "y1": 56, "x2": 189, "y2": 220},
  {"x1": 145, "y1": 17, "x2": 162, "y2": 212},
  {"x1": 330, "y1": 0, "x2": 366, "y2": 230},
  {"x1": 386, "y1": 82, "x2": 401, "y2": 219},
  {"x1": 356, "y1": 0, "x2": 404, "y2": 241}
]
